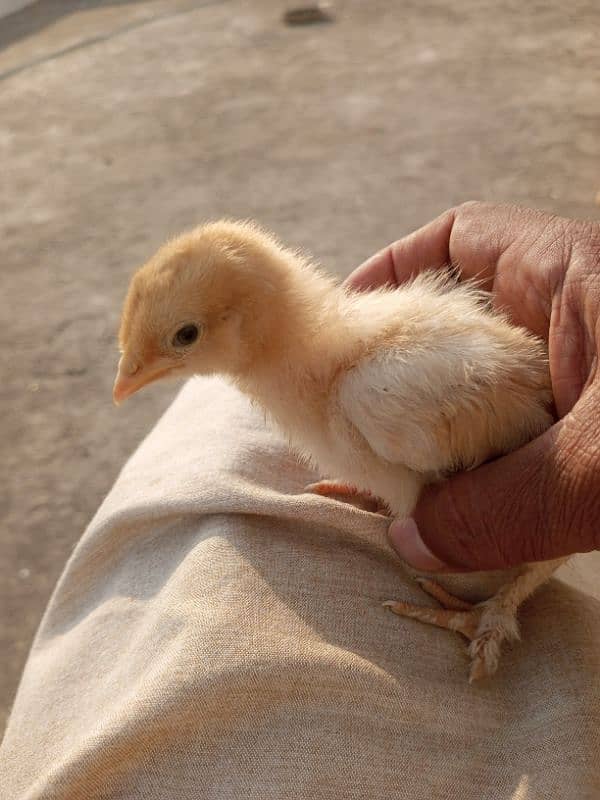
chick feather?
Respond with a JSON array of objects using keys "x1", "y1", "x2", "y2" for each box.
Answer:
[{"x1": 115, "y1": 220, "x2": 565, "y2": 682}]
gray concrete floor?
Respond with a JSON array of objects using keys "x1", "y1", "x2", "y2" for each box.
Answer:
[{"x1": 1, "y1": 0, "x2": 599, "y2": 733}]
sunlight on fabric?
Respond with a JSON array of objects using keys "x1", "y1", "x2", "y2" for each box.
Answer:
[{"x1": 512, "y1": 775, "x2": 530, "y2": 800}]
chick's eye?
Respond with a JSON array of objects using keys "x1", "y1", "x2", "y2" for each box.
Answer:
[{"x1": 172, "y1": 324, "x2": 199, "y2": 348}]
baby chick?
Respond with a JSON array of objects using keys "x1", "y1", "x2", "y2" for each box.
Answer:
[{"x1": 114, "y1": 220, "x2": 564, "y2": 681}]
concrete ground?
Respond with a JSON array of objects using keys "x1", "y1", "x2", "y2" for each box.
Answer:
[{"x1": 1, "y1": 0, "x2": 599, "y2": 733}]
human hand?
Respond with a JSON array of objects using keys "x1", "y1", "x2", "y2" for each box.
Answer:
[{"x1": 346, "y1": 202, "x2": 600, "y2": 571}]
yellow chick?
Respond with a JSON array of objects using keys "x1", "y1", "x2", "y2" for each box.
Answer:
[{"x1": 114, "y1": 220, "x2": 565, "y2": 682}]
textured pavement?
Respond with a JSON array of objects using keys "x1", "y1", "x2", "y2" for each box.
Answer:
[{"x1": 1, "y1": 0, "x2": 599, "y2": 732}]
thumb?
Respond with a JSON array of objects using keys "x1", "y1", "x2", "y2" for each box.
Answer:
[{"x1": 388, "y1": 399, "x2": 600, "y2": 571}]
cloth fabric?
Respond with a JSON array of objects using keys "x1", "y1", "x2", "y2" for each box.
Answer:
[{"x1": 1, "y1": 377, "x2": 599, "y2": 800}]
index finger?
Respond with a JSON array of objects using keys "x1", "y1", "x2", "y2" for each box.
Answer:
[{"x1": 344, "y1": 208, "x2": 457, "y2": 291}]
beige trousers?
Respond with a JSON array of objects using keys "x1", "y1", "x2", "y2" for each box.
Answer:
[{"x1": 1, "y1": 378, "x2": 599, "y2": 799}]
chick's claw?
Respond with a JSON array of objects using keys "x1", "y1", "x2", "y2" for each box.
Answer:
[
  {"x1": 383, "y1": 599, "x2": 480, "y2": 639},
  {"x1": 304, "y1": 480, "x2": 389, "y2": 514},
  {"x1": 384, "y1": 579, "x2": 520, "y2": 682},
  {"x1": 415, "y1": 577, "x2": 474, "y2": 611}
]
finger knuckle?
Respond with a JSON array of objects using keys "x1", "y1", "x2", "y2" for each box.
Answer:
[
  {"x1": 437, "y1": 478, "x2": 504, "y2": 570},
  {"x1": 551, "y1": 431, "x2": 600, "y2": 552}
]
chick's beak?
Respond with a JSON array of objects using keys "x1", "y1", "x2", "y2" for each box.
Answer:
[
  {"x1": 113, "y1": 359, "x2": 141, "y2": 405},
  {"x1": 113, "y1": 356, "x2": 173, "y2": 405}
]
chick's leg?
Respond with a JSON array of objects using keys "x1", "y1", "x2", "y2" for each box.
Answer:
[
  {"x1": 385, "y1": 558, "x2": 566, "y2": 682},
  {"x1": 304, "y1": 480, "x2": 389, "y2": 514}
]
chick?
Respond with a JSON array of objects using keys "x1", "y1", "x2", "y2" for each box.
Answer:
[{"x1": 114, "y1": 220, "x2": 565, "y2": 682}]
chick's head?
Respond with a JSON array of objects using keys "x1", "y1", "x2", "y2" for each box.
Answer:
[{"x1": 113, "y1": 220, "x2": 284, "y2": 404}]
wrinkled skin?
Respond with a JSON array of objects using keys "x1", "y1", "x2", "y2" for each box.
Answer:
[{"x1": 346, "y1": 202, "x2": 600, "y2": 571}]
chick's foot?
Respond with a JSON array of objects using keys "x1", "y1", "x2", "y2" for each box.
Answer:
[
  {"x1": 384, "y1": 577, "x2": 520, "y2": 683},
  {"x1": 304, "y1": 480, "x2": 389, "y2": 514}
]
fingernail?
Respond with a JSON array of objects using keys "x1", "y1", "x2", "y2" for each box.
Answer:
[{"x1": 388, "y1": 518, "x2": 447, "y2": 572}]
